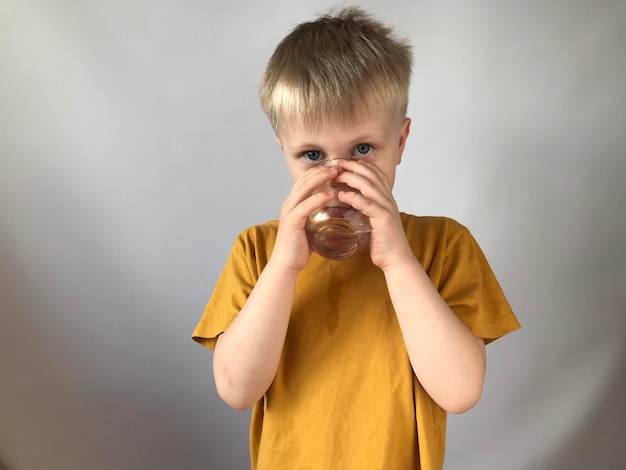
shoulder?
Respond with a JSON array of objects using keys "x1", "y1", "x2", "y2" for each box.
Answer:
[
  {"x1": 237, "y1": 220, "x2": 279, "y2": 242},
  {"x1": 399, "y1": 213, "x2": 479, "y2": 265},
  {"x1": 400, "y1": 213, "x2": 469, "y2": 241},
  {"x1": 230, "y1": 220, "x2": 279, "y2": 262}
]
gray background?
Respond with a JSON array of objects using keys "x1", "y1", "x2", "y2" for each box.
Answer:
[{"x1": 1, "y1": 0, "x2": 625, "y2": 469}]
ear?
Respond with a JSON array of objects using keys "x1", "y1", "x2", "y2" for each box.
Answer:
[
  {"x1": 275, "y1": 135, "x2": 284, "y2": 151},
  {"x1": 397, "y1": 118, "x2": 411, "y2": 164},
  {"x1": 398, "y1": 118, "x2": 411, "y2": 165}
]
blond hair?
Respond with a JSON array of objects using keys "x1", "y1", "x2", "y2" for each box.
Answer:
[{"x1": 260, "y1": 6, "x2": 413, "y2": 132}]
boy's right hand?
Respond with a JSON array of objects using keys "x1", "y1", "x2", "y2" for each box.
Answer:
[{"x1": 271, "y1": 164, "x2": 339, "y2": 273}]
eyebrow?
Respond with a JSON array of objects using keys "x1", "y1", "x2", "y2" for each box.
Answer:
[
  {"x1": 287, "y1": 133, "x2": 387, "y2": 153},
  {"x1": 288, "y1": 142, "x2": 320, "y2": 152}
]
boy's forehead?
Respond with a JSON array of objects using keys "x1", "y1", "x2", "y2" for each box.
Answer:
[
  {"x1": 277, "y1": 111, "x2": 397, "y2": 146},
  {"x1": 277, "y1": 103, "x2": 399, "y2": 134},
  {"x1": 279, "y1": 116, "x2": 359, "y2": 136}
]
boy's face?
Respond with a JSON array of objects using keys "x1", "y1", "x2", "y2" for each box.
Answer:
[{"x1": 276, "y1": 110, "x2": 411, "y2": 190}]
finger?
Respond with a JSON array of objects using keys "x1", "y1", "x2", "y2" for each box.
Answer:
[
  {"x1": 283, "y1": 165, "x2": 339, "y2": 212},
  {"x1": 337, "y1": 189, "x2": 396, "y2": 220},
  {"x1": 300, "y1": 163, "x2": 340, "y2": 189},
  {"x1": 281, "y1": 190, "x2": 336, "y2": 226},
  {"x1": 334, "y1": 165, "x2": 394, "y2": 210},
  {"x1": 338, "y1": 159, "x2": 392, "y2": 190},
  {"x1": 294, "y1": 190, "x2": 336, "y2": 219},
  {"x1": 334, "y1": 164, "x2": 390, "y2": 202}
]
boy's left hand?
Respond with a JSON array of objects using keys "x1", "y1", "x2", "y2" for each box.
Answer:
[{"x1": 334, "y1": 159, "x2": 413, "y2": 270}]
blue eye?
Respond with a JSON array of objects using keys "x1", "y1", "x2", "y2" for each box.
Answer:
[
  {"x1": 302, "y1": 150, "x2": 323, "y2": 163},
  {"x1": 353, "y1": 143, "x2": 373, "y2": 157}
]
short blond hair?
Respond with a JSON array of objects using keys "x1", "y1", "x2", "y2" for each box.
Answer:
[{"x1": 260, "y1": 6, "x2": 413, "y2": 132}]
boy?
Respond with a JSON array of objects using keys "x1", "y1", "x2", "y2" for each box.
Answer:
[{"x1": 193, "y1": 6, "x2": 520, "y2": 470}]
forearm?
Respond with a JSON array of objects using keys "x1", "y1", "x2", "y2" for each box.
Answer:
[
  {"x1": 384, "y1": 256, "x2": 486, "y2": 414},
  {"x1": 212, "y1": 163, "x2": 340, "y2": 409},
  {"x1": 213, "y1": 260, "x2": 297, "y2": 410}
]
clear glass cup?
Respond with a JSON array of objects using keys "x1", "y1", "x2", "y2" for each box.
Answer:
[{"x1": 305, "y1": 159, "x2": 371, "y2": 260}]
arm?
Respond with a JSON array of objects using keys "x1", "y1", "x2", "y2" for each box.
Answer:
[
  {"x1": 382, "y1": 257, "x2": 486, "y2": 414},
  {"x1": 337, "y1": 159, "x2": 486, "y2": 413},
  {"x1": 213, "y1": 164, "x2": 339, "y2": 410},
  {"x1": 213, "y1": 259, "x2": 298, "y2": 410}
]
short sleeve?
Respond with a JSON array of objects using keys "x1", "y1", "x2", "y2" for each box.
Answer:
[
  {"x1": 438, "y1": 225, "x2": 521, "y2": 344},
  {"x1": 191, "y1": 227, "x2": 268, "y2": 349}
]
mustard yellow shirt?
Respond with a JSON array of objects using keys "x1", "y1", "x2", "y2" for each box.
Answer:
[{"x1": 193, "y1": 214, "x2": 520, "y2": 470}]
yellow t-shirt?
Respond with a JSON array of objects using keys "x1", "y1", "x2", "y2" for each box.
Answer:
[{"x1": 192, "y1": 214, "x2": 520, "y2": 470}]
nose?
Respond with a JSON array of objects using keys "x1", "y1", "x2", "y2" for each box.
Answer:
[
  {"x1": 318, "y1": 159, "x2": 341, "y2": 188},
  {"x1": 320, "y1": 158, "x2": 343, "y2": 168}
]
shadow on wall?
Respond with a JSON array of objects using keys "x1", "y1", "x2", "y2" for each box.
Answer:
[{"x1": 544, "y1": 351, "x2": 626, "y2": 470}]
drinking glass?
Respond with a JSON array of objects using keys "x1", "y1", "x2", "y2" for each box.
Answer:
[{"x1": 305, "y1": 159, "x2": 371, "y2": 260}]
